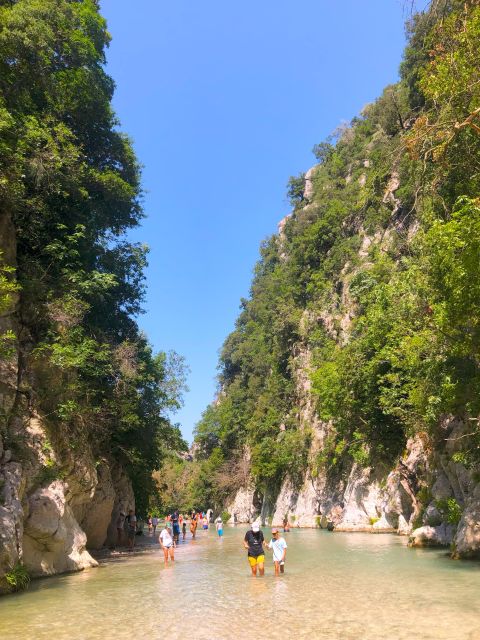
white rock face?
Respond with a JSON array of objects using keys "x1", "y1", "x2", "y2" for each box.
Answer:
[
  {"x1": 228, "y1": 436, "x2": 429, "y2": 536},
  {"x1": 226, "y1": 486, "x2": 258, "y2": 524},
  {"x1": 335, "y1": 465, "x2": 382, "y2": 531},
  {"x1": 270, "y1": 476, "x2": 320, "y2": 528},
  {"x1": 23, "y1": 481, "x2": 97, "y2": 576},
  {"x1": 79, "y1": 461, "x2": 115, "y2": 550}
]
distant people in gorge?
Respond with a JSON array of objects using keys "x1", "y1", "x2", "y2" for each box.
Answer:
[
  {"x1": 243, "y1": 522, "x2": 265, "y2": 577},
  {"x1": 126, "y1": 509, "x2": 137, "y2": 551},
  {"x1": 147, "y1": 514, "x2": 153, "y2": 534},
  {"x1": 215, "y1": 516, "x2": 223, "y2": 537},
  {"x1": 159, "y1": 522, "x2": 175, "y2": 565},
  {"x1": 152, "y1": 515, "x2": 158, "y2": 535},
  {"x1": 115, "y1": 510, "x2": 126, "y2": 548},
  {"x1": 182, "y1": 519, "x2": 187, "y2": 540},
  {"x1": 267, "y1": 528, "x2": 287, "y2": 575},
  {"x1": 202, "y1": 514, "x2": 208, "y2": 530},
  {"x1": 283, "y1": 518, "x2": 290, "y2": 533}
]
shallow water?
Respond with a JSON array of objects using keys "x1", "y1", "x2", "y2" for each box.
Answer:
[{"x1": 1, "y1": 527, "x2": 480, "y2": 639}]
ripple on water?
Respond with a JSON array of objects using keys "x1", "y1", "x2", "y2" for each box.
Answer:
[{"x1": 1, "y1": 528, "x2": 480, "y2": 639}]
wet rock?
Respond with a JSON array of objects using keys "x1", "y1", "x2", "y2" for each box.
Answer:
[{"x1": 408, "y1": 524, "x2": 454, "y2": 548}]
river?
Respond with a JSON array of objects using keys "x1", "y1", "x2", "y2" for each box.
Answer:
[{"x1": 1, "y1": 526, "x2": 480, "y2": 639}]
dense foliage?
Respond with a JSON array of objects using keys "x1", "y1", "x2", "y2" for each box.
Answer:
[
  {"x1": 0, "y1": 0, "x2": 186, "y2": 510},
  {"x1": 175, "y1": 0, "x2": 480, "y2": 510}
]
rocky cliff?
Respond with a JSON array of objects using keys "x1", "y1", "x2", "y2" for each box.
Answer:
[
  {"x1": 224, "y1": 165, "x2": 480, "y2": 559},
  {"x1": 0, "y1": 0, "x2": 187, "y2": 594},
  {"x1": 0, "y1": 209, "x2": 135, "y2": 592}
]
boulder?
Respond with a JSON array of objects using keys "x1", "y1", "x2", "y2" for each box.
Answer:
[
  {"x1": 23, "y1": 481, "x2": 97, "y2": 576},
  {"x1": 408, "y1": 524, "x2": 454, "y2": 548}
]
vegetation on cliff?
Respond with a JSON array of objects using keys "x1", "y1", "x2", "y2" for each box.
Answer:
[
  {"x1": 165, "y1": 0, "x2": 480, "y2": 512},
  {"x1": 0, "y1": 0, "x2": 186, "y2": 511}
]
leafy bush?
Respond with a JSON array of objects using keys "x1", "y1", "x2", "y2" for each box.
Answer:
[
  {"x1": 5, "y1": 563, "x2": 30, "y2": 592},
  {"x1": 435, "y1": 498, "x2": 463, "y2": 526}
]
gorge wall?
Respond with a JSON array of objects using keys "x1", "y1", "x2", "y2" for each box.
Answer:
[
  {"x1": 0, "y1": 207, "x2": 135, "y2": 592},
  {"x1": 192, "y1": 1, "x2": 480, "y2": 561},
  {"x1": 224, "y1": 178, "x2": 480, "y2": 558},
  {"x1": 0, "y1": 1, "x2": 185, "y2": 594}
]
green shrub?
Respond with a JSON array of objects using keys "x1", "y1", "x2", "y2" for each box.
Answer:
[
  {"x1": 221, "y1": 511, "x2": 231, "y2": 524},
  {"x1": 369, "y1": 516, "x2": 380, "y2": 526},
  {"x1": 435, "y1": 497, "x2": 463, "y2": 526},
  {"x1": 5, "y1": 563, "x2": 30, "y2": 592}
]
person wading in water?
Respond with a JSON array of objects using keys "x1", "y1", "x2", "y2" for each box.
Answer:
[
  {"x1": 267, "y1": 528, "x2": 287, "y2": 576},
  {"x1": 190, "y1": 514, "x2": 197, "y2": 539},
  {"x1": 243, "y1": 522, "x2": 265, "y2": 576},
  {"x1": 159, "y1": 522, "x2": 175, "y2": 565}
]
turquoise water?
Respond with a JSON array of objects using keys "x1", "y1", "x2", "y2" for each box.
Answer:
[{"x1": 1, "y1": 527, "x2": 480, "y2": 639}]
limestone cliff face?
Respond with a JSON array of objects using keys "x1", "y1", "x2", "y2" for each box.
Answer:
[
  {"x1": 0, "y1": 209, "x2": 134, "y2": 594},
  {"x1": 225, "y1": 168, "x2": 480, "y2": 560}
]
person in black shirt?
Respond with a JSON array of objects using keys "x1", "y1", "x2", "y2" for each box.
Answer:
[
  {"x1": 243, "y1": 522, "x2": 266, "y2": 576},
  {"x1": 171, "y1": 510, "x2": 180, "y2": 544}
]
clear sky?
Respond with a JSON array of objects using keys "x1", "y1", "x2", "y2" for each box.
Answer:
[{"x1": 100, "y1": 0, "x2": 408, "y2": 443}]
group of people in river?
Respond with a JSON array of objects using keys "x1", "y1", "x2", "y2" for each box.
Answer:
[{"x1": 115, "y1": 508, "x2": 289, "y2": 575}]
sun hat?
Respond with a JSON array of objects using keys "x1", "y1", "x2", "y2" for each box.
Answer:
[
  {"x1": 251, "y1": 522, "x2": 260, "y2": 532},
  {"x1": 271, "y1": 528, "x2": 279, "y2": 534}
]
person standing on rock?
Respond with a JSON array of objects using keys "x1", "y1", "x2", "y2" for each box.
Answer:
[
  {"x1": 126, "y1": 509, "x2": 137, "y2": 551},
  {"x1": 243, "y1": 523, "x2": 265, "y2": 576},
  {"x1": 267, "y1": 528, "x2": 287, "y2": 576},
  {"x1": 159, "y1": 522, "x2": 175, "y2": 565}
]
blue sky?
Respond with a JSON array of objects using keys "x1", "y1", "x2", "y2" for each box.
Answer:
[{"x1": 100, "y1": 0, "x2": 407, "y2": 443}]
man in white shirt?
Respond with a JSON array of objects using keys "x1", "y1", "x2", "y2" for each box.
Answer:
[
  {"x1": 267, "y1": 528, "x2": 287, "y2": 575},
  {"x1": 159, "y1": 522, "x2": 175, "y2": 565}
]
